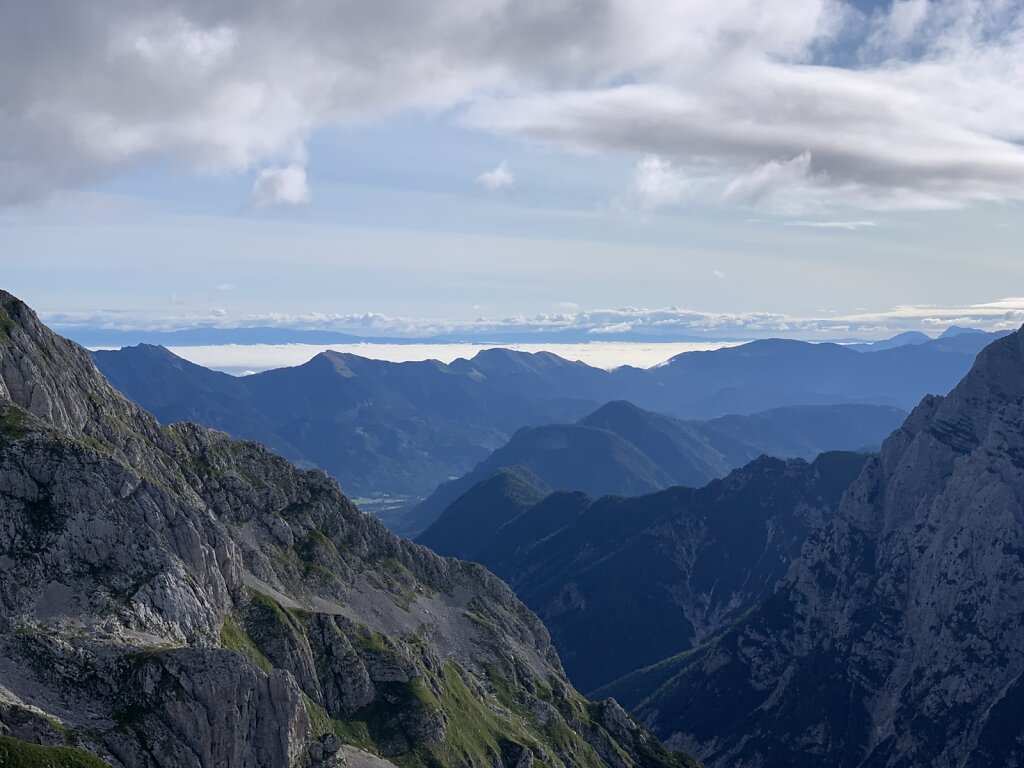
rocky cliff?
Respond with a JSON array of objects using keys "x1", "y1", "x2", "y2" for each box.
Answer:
[
  {"x1": 0, "y1": 291, "x2": 694, "y2": 768},
  {"x1": 606, "y1": 326, "x2": 1024, "y2": 767}
]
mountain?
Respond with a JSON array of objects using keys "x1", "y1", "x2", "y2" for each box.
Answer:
[
  {"x1": 409, "y1": 401, "x2": 904, "y2": 538},
  {"x1": 93, "y1": 344, "x2": 593, "y2": 511},
  {"x1": 0, "y1": 290, "x2": 694, "y2": 768},
  {"x1": 847, "y1": 331, "x2": 932, "y2": 352},
  {"x1": 418, "y1": 452, "x2": 868, "y2": 693},
  {"x1": 92, "y1": 330, "x2": 1000, "y2": 526},
  {"x1": 599, "y1": 325, "x2": 1024, "y2": 766},
  {"x1": 416, "y1": 467, "x2": 551, "y2": 562},
  {"x1": 940, "y1": 324, "x2": 987, "y2": 338},
  {"x1": 639, "y1": 333, "x2": 1007, "y2": 417}
]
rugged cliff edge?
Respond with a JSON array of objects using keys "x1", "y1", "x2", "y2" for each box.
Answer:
[
  {"x1": 0, "y1": 291, "x2": 695, "y2": 768},
  {"x1": 605, "y1": 326, "x2": 1024, "y2": 767}
]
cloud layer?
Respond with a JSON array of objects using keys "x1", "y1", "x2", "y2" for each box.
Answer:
[
  {"x1": 4, "y1": 0, "x2": 1024, "y2": 211},
  {"x1": 45, "y1": 297, "x2": 1024, "y2": 342}
]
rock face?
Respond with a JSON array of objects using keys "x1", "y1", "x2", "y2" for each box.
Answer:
[
  {"x1": 418, "y1": 451, "x2": 867, "y2": 694},
  {"x1": 0, "y1": 291, "x2": 695, "y2": 768},
  {"x1": 606, "y1": 326, "x2": 1024, "y2": 767}
]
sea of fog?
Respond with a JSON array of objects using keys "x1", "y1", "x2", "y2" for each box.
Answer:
[{"x1": 151, "y1": 340, "x2": 748, "y2": 375}]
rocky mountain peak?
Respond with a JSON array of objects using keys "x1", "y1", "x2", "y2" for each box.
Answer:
[
  {"x1": 624, "y1": 325, "x2": 1024, "y2": 767},
  {"x1": 0, "y1": 291, "x2": 694, "y2": 768},
  {"x1": 0, "y1": 290, "x2": 120, "y2": 434}
]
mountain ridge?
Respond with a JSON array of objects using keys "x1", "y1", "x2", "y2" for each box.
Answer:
[
  {"x1": 600, "y1": 324, "x2": 1024, "y2": 766},
  {"x1": 0, "y1": 290, "x2": 695, "y2": 768},
  {"x1": 417, "y1": 450, "x2": 869, "y2": 693},
  {"x1": 409, "y1": 401, "x2": 904, "y2": 538},
  {"x1": 92, "y1": 331, "x2": 999, "y2": 522}
]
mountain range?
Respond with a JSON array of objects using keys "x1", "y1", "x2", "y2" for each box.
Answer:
[
  {"x1": 417, "y1": 452, "x2": 868, "y2": 693},
  {"x1": 0, "y1": 290, "x2": 693, "y2": 768},
  {"x1": 91, "y1": 330, "x2": 998, "y2": 521},
  {"x1": 419, "y1": 320, "x2": 1024, "y2": 766},
  {"x1": 91, "y1": 344, "x2": 591, "y2": 507},
  {"x1": 597, "y1": 324, "x2": 1024, "y2": 766},
  {"x1": 409, "y1": 400, "x2": 903, "y2": 538},
  {"x1": 7, "y1": 284, "x2": 1024, "y2": 767}
]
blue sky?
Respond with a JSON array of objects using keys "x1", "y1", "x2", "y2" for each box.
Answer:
[{"x1": 3, "y1": 0, "x2": 1024, "y2": 341}]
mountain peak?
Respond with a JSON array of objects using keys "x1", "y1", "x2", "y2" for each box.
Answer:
[
  {"x1": 1, "y1": 291, "x2": 692, "y2": 768},
  {"x1": 0, "y1": 290, "x2": 140, "y2": 438},
  {"x1": 940, "y1": 324, "x2": 987, "y2": 338}
]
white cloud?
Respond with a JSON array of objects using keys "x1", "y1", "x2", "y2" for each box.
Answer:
[
  {"x1": 476, "y1": 161, "x2": 514, "y2": 191},
  {"x1": 630, "y1": 155, "x2": 688, "y2": 209},
  {"x1": 44, "y1": 297, "x2": 1024, "y2": 342},
  {"x1": 3, "y1": 0, "x2": 1024, "y2": 213},
  {"x1": 784, "y1": 219, "x2": 878, "y2": 230},
  {"x1": 722, "y1": 151, "x2": 817, "y2": 210},
  {"x1": 251, "y1": 164, "x2": 310, "y2": 208}
]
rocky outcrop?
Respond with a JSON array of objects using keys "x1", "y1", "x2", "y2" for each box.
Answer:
[
  {"x1": 0, "y1": 291, "x2": 695, "y2": 768},
  {"x1": 610, "y1": 326, "x2": 1024, "y2": 767}
]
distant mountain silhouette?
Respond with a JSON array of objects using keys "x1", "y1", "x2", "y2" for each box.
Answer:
[
  {"x1": 940, "y1": 324, "x2": 988, "y2": 338},
  {"x1": 93, "y1": 330, "x2": 1002, "y2": 527},
  {"x1": 93, "y1": 345, "x2": 592, "y2": 509},
  {"x1": 409, "y1": 401, "x2": 904, "y2": 537},
  {"x1": 847, "y1": 330, "x2": 932, "y2": 351}
]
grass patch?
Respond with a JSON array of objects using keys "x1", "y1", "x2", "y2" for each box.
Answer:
[
  {"x1": 303, "y1": 695, "x2": 375, "y2": 753},
  {"x1": 357, "y1": 629, "x2": 390, "y2": 655},
  {"x1": 0, "y1": 303, "x2": 17, "y2": 341},
  {"x1": 0, "y1": 404, "x2": 31, "y2": 439},
  {"x1": 0, "y1": 735, "x2": 109, "y2": 767},
  {"x1": 219, "y1": 613, "x2": 273, "y2": 674}
]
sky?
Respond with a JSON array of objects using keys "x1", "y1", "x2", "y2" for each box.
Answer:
[{"x1": 2, "y1": 0, "x2": 1024, "y2": 343}]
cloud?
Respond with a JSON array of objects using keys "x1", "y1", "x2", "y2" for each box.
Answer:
[
  {"x1": 3, "y1": 0, "x2": 1024, "y2": 213},
  {"x1": 251, "y1": 164, "x2": 310, "y2": 207},
  {"x1": 722, "y1": 151, "x2": 818, "y2": 211},
  {"x1": 629, "y1": 155, "x2": 688, "y2": 209},
  {"x1": 784, "y1": 219, "x2": 878, "y2": 230},
  {"x1": 475, "y1": 161, "x2": 514, "y2": 191},
  {"x1": 44, "y1": 297, "x2": 1024, "y2": 342},
  {"x1": 463, "y1": 1, "x2": 1024, "y2": 212}
]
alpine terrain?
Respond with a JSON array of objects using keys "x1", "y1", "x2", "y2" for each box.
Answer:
[{"x1": 0, "y1": 290, "x2": 695, "y2": 768}]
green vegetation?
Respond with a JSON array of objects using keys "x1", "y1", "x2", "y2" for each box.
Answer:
[
  {"x1": 0, "y1": 302, "x2": 17, "y2": 341},
  {"x1": 0, "y1": 404, "x2": 31, "y2": 439},
  {"x1": 0, "y1": 735, "x2": 109, "y2": 768},
  {"x1": 293, "y1": 528, "x2": 339, "y2": 580},
  {"x1": 356, "y1": 628, "x2": 389, "y2": 655},
  {"x1": 219, "y1": 613, "x2": 273, "y2": 673},
  {"x1": 303, "y1": 695, "x2": 375, "y2": 752}
]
